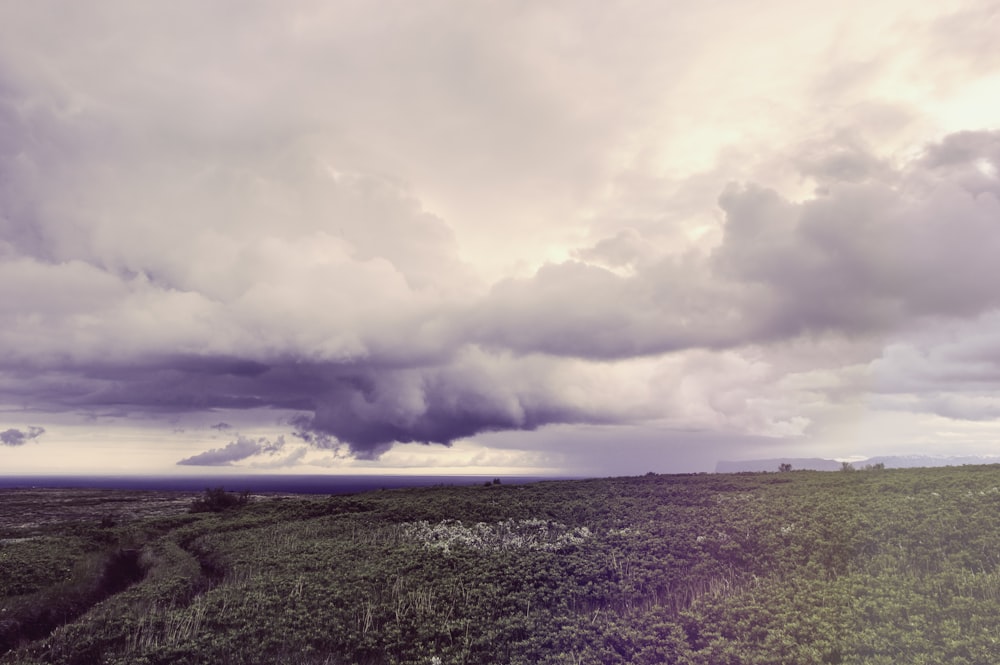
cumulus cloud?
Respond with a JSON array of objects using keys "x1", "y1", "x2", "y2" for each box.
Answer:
[
  {"x1": 474, "y1": 132, "x2": 1000, "y2": 359},
  {"x1": 0, "y1": 426, "x2": 44, "y2": 446}
]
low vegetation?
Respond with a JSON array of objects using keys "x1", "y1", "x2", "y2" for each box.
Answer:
[
  {"x1": 188, "y1": 488, "x2": 252, "y2": 514},
  {"x1": 2, "y1": 466, "x2": 1000, "y2": 664}
]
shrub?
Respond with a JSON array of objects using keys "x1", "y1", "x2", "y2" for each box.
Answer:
[{"x1": 188, "y1": 488, "x2": 251, "y2": 513}]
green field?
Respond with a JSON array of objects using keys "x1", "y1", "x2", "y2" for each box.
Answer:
[{"x1": 2, "y1": 466, "x2": 1000, "y2": 664}]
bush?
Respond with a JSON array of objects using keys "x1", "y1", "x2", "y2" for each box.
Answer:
[{"x1": 188, "y1": 487, "x2": 251, "y2": 513}]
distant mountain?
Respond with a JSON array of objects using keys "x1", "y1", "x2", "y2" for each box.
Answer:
[
  {"x1": 715, "y1": 455, "x2": 1000, "y2": 473},
  {"x1": 859, "y1": 455, "x2": 1000, "y2": 469}
]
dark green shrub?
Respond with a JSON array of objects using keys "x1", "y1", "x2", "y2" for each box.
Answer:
[{"x1": 188, "y1": 488, "x2": 251, "y2": 513}]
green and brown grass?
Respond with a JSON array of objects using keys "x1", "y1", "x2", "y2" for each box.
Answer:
[{"x1": 2, "y1": 467, "x2": 1000, "y2": 664}]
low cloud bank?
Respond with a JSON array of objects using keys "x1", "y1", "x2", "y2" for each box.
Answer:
[{"x1": 177, "y1": 435, "x2": 286, "y2": 466}]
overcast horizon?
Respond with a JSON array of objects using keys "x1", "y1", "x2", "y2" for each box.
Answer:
[{"x1": 2, "y1": 1, "x2": 1000, "y2": 477}]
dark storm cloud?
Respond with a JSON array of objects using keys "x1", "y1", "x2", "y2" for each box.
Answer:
[
  {"x1": 289, "y1": 423, "x2": 336, "y2": 448},
  {"x1": 177, "y1": 435, "x2": 286, "y2": 466},
  {"x1": 2, "y1": 2, "x2": 1000, "y2": 466},
  {"x1": 51, "y1": 351, "x2": 612, "y2": 458},
  {"x1": 291, "y1": 358, "x2": 611, "y2": 458},
  {"x1": 1, "y1": 1, "x2": 998, "y2": 474},
  {"x1": 2, "y1": 130, "x2": 1000, "y2": 458},
  {"x1": 0, "y1": 347, "x2": 612, "y2": 457},
  {"x1": 0, "y1": 426, "x2": 45, "y2": 446}
]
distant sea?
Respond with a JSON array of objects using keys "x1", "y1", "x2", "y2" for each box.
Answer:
[{"x1": 0, "y1": 475, "x2": 567, "y2": 494}]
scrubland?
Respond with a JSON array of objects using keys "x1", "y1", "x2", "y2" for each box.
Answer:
[{"x1": 2, "y1": 466, "x2": 1000, "y2": 664}]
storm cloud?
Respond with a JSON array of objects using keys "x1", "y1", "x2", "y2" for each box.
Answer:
[
  {"x1": 2, "y1": 129, "x2": 1000, "y2": 457},
  {"x1": 2, "y1": 2, "x2": 1000, "y2": 471}
]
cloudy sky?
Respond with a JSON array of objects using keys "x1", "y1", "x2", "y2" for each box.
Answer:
[{"x1": 2, "y1": 1, "x2": 999, "y2": 477}]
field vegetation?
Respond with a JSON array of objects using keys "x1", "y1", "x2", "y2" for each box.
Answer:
[{"x1": 2, "y1": 466, "x2": 1000, "y2": 664}]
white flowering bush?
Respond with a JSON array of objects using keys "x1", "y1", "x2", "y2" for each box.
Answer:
[{"x1": 399, "y1": 518, "x2": 592, "y2": 554}]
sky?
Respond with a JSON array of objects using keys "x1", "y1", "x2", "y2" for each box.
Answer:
[{"x1": 1, "y1": 0, "x2": 1000, "y2": 477}]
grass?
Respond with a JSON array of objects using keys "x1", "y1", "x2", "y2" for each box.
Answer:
[{"x1": 2, "y1": 467, "x2": 1000, "y2": 663}]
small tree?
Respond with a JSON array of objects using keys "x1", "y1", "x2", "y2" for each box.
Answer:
[
  {"x1": 779, "y1": 463, "x2": 793, "y2": 473},
  {"x1": 840, "y1": 461, "x2": 855, "y2": 472}
]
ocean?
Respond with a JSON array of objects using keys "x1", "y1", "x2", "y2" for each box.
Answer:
[{"x1": 0, "y1": 475, "x2": 568, "y2": 494}]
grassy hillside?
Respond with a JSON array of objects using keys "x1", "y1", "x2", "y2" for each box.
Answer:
[{"x1": 2, "y1": 466, "x2": 1000, "y2": 664}]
